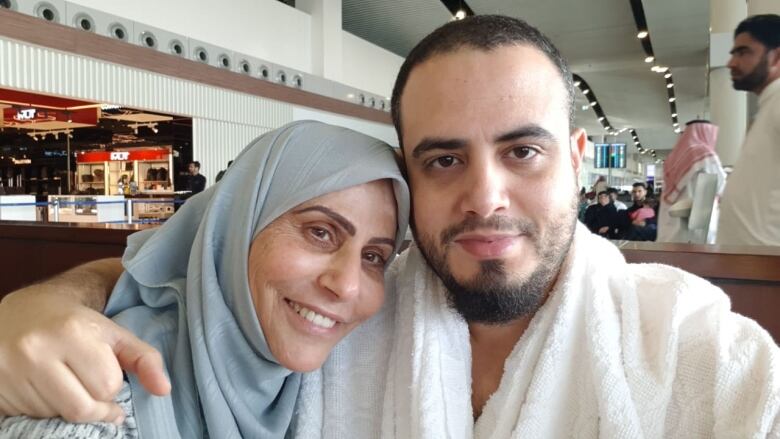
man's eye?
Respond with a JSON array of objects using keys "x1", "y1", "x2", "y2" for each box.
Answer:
[
  {"x1": 510, "y1": 146, "x2": 538, "y2": 160},
  {"x1": 429, "y1": 155, "x2": 460, "y2": 169}
]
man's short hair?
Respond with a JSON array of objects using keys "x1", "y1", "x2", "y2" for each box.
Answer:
[
  {"x1": 597, "y1": 191, "x2": 609, "y2": 197},
  {"x1": 632, "y1": 182, "x2": 647, "y2": 190},
  {"x1": 735, "y1": 14, "x2": 780, "y2": 50},
  {"x1": 390, "y1": 15, "x2": 575, "y2": 148},
  {"x1": 606, "y1": 187, "x2": 619, "y2": 195},
  {"x1": 191, "y1": 161, "x2": 201, "y2": 169}
]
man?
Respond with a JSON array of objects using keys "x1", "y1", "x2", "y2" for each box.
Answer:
[
  {"x1": 607, "y1": 187, "x2": 626, "y2": 210},
  {"x1": 0, "y1": 15, "x2": 778, "y2": 437},
  {"x1": 657, "y1": 120, "x2": 726, "y2": 244},
  {"x1": 214, "y1": 160, "x2": 233, "y2": 183},
  {"x1": 187, "y1": 161, "x2": 206, "y2": 194},
  {"x1": 621, "y1": 181, "x2": 657, "y2": 241},
  {"x1": 584, "y1": 190, "x2": 619, "y2": 237},
  {"x1": 717, "y1": 14, "x2": 780, "y2": 246}
]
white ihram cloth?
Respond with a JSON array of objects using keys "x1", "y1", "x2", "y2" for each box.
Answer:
[
  {"x1": 718, "y1": 77, "x2": 780, "y2": 246},
  {"x1": 292, "y1": 223, "x2": 780, "y2": 438}
]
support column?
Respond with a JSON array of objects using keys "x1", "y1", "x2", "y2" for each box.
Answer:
[
  {"x1": 748, "y1": 0, "x2": 780, "y2": 15},
  {"x1": 709, "y1": 0, "x2": 747, "y2": 167},
  {"x1": 297, "y1": 0, "x2": 343, "y2": 82}
]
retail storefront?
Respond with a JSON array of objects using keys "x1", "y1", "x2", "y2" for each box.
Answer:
[{"x1": 0, "y1": 88, "x2": 193, "y2": 222}]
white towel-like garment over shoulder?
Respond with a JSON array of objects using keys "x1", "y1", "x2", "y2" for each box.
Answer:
[{"x1": 293, "y1": 223, "x2": 780, "y2": 438}]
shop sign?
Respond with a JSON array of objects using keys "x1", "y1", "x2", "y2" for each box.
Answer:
[
  {"x1": 11, "y1": 158, "x2": 32, "y2": 164},
  {"x1": 15, "y1": 109, "x2": 36, "y2": 121},
  {"x1": 110, "y1": 152, "x2": 130, "y2": 161},
  {"x1": 78, "y1": 148, "x2": 171, "y2": 163}
]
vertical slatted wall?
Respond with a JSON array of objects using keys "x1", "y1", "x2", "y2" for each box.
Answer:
[{"x1": 0, "y1": 37, "x2": 294, "y2": 188}]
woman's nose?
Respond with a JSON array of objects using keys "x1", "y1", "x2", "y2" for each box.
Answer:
[{"x1": 317, "y1": 250, "x2": 361, "y2": 301}]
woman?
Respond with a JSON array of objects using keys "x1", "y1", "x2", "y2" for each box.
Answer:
[{"x1": 0, "y1": 121, "x2": 409, "y2": 438}]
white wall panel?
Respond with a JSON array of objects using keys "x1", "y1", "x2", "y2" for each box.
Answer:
[
  {"x1": 341, "y1": 32, "x2": 403, "y2": 98},
  {"x1": 64, "y1": 0, "x2": 312, "y2": 73},
  {"x1": 0, "y1": 36, "x2": 294, "y2": 188},
  {"x1": 192, "y1": 119, "x2": 271, "y2": 186},
  {"x1": 293, "y1": 106, "x2": 398, "y2": 147}
]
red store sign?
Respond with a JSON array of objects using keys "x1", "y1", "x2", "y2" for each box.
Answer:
[{"x1": 77, "y1": 149, "x2": 169, "y2": 163}]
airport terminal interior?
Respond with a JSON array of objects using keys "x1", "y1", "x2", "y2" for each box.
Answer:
[{"x1": 0, "y1": 0, "x2": 779, "y2": 435}]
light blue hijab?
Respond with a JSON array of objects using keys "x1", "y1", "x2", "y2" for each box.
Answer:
[{"x1": 104, "y1": 121, "x2": 410, "y2": 439}]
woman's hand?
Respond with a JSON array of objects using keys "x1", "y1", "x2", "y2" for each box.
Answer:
[{"x1": 0, "y1": 263, "x2": 170, "y2": 424}]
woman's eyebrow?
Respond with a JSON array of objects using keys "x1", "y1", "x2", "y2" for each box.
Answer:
[
  {"x1": 293, "y1": 205, "x2": 355, "y2": 236},
  {"x1": 368, "y1": 237, "x2": 396, "y2": 247}
]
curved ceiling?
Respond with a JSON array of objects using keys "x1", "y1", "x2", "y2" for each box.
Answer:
[{"x1": 342, "y1": 0, "x2": 711, "y2": 153}]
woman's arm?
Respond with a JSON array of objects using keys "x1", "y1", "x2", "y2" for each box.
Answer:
[{"x1": 0, "y1": 259, "x2": 170, "y2": 424}]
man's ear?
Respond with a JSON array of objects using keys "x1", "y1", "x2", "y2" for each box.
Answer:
[
  {"x1": 770, "y1": 47, "x2": 780, "y2": 69},
  {"x1": 569, "y1": 127, "x2": 587, "y2": 175}
]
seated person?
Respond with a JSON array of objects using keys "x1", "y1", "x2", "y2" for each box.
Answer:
[
  {"x1": 629, "y1": 198, "x2": 656, "y2": 226},
  {"x1": 0, "y1": 121, "x2": 409, "y2": 438},
  {"x1": 583, "y1": 191, "x2": 619, "y2": 238},
  {"x1": 621, "y1": 182, "x2": 657, "y2": 241}
]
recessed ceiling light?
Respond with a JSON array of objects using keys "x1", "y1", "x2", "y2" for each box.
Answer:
[
  {"x1": 454, "y1": 10, "x2": 466, "y2": 20},
  {"x1": 590, "y1": 101, "x2": 596, "y2": 107},
  {"x1": 582, "y1": 89, "x2": 590, "y2": 94},
  {"x1": 637, "y1": 30, "x2": 648, "y2": 39},
  {"x1": 598, "y1": 117, "x2": 605, "y2": 121},
  {"x1": 644, "y1": 56, "x2": 655, "y2": 63},
  {"x1": 574, "y1": 80, "x2": 581, "y2": 87},
  {"x1": 667, "y1": 83, "x2": 674, "y2": 88},
  {"x1": 664, "y1": 73, "x2": 672, "y2": 79},
  {"x1": 669, "y1": 97, "x2": 676, "y2": 102}
]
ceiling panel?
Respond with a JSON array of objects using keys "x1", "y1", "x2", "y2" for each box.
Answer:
[
  {"x1": 341, "y1": 0, "x2": 711, "y2": 151},
  {"x1": 343, "y1": 0, "x2": 452, "y2": 57}
]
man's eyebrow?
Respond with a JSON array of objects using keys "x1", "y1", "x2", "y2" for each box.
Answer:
[
  {"x1": 293, "y1": 205, "x2": 355, "y2": 236},
  {"x1": 411, "y1": 138, "x2": 467, "y2": 159},
  {"x1": 730, "y1": 45, "x2": 749, "y2": 55},
  {"x1": 494, "y1": 124, "x2": 557, "y2": 144}
]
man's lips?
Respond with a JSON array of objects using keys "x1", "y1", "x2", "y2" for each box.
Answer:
[{"x1": 453, "y1": 233, "x2": 521, "y2": 259}]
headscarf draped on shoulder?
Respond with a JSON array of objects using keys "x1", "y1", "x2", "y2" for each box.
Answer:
[{"x1": 104, "y1": 120, "x2": 410, "y2": 439}]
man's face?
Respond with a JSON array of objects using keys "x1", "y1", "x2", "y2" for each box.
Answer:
[
  {"x1": 400, "y1": 46, "x2": 585, "y2": 324},
  {"x1": 631, "y1": 185, "x2": 646, "y2": 202},
  {"x1": 188, "y1": 163, "x2": 198, "y2": 175},
  {"x1": 608, "y1": 192, "x2": 618, "y2": 202},
  {"x1": 599, "y1": 194, "x2": 610, "y2": 206},
  {"x1": 727, "y1": 32, "x2": 778, "y2": 93}
]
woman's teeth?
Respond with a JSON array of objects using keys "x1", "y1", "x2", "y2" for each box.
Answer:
[{"x1": 289, "y1": 301, "x2": 336, "y2": 329}]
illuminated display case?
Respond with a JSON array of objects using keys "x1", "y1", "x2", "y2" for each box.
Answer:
[{"x1": 76, "y1": 147, "x2": 173, "y2": 196}]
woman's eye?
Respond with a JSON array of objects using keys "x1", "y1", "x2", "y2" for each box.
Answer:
[
  {"x1": 429, "y1": 155, "x2": 461, "y2": 169},
  {"x1": 363, "y1": 251, "x2": 386, "y2": 266},
  {"x1": 309, "y1": 226, "x2": 332, "y2": 241},
  {"x1": 509, "y1": 146, "x2": 538, "y2": 160}
]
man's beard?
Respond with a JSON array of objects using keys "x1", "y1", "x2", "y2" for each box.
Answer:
[
  {"x1": 732, "y1": 53, "x2": 769, "y2": 92},
  {"x1": 414, "y1": 192, "x2": 579, "y2": 324}
]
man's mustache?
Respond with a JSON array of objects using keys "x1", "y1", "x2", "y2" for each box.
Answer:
[{"x1": 440, "y1": 215, "x2": 537, "y2": 245}]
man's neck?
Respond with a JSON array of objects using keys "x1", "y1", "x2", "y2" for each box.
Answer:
[
  {"x1": 755, "y1": 75, "x2": 780, "y2": 96},
  {"x1": 468, "y1": 313, "x2": 536, "y2": 420}
]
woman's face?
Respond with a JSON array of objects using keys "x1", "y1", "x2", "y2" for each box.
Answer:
[{"x1": 248, "y1": 180, "x2": 398, "y2": 372}]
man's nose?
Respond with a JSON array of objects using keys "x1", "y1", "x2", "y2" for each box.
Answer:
[{"x1": 459, "y1": 155, "x2": 510, "y2": 218}]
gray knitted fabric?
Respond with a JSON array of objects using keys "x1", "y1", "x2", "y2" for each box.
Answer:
[{"x1": 0, "y1": 380, "x2": 137, "y2": 438}]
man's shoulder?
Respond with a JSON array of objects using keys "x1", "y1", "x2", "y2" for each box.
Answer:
[{"x1": 624, "y1": 262, "x2": 777, "y2": 352}]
